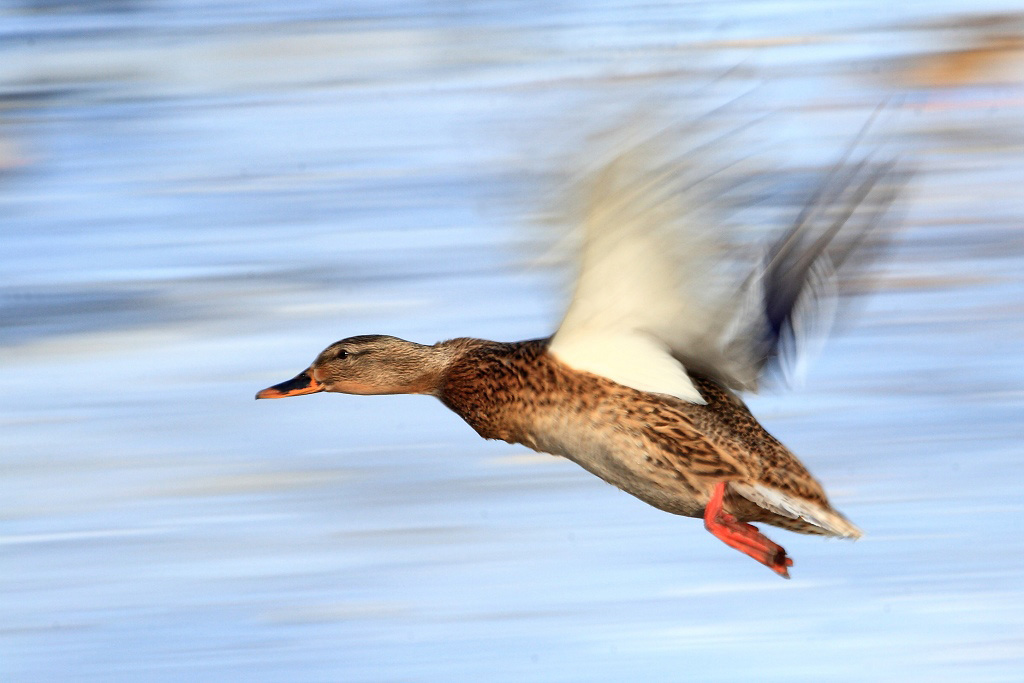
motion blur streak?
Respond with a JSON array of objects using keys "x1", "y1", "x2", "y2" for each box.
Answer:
[{"x1": 2, "y1": 2, "x2": 1024, "y2": 682}]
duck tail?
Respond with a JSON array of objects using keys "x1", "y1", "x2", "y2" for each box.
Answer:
[{"x1": 730, "y1": 482, "x2": 863, "y2": 539}]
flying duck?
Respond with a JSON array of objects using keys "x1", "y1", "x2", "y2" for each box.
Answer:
[{"x1": 257, "y1": 127, "x2": 900, "y2": 578}]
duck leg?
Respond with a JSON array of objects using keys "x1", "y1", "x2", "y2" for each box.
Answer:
[{"x1": 704, "y1": 481, "x2": 793, "y2": 578}]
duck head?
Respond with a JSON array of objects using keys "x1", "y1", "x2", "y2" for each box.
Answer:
[{"x1": 256, "y1": 335, "x2": 447, "y2": 399}]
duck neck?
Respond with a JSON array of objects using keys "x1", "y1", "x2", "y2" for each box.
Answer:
[
  {"x1": 435, "y1": 338, "x2": 548, "y2": 443},
  {"x1": 376, "y1": 342, "x2": 455, "y2": 395},
  {"x1": 389, "y1": 338, "x2": 473, "y2": 396}
]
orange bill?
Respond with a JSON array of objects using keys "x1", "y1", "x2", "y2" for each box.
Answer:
[{"x1": 255, "y1": 370, "x2": 324, "y2": 399}]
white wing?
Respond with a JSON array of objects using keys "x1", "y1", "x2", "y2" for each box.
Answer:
[
  {"x1": 549, "y1": 137, "x2": 735, "y2": 404},
  {"x1": 548, "y1": 122, "x2": 903, "y2": 402}
]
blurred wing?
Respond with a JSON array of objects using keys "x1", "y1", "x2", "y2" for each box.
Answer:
[
  {"x1": 549, "y1": 119, "x2": 906, "y2": 401},
  {"x1": 548, "y1": 143, "x2": 730, "y2": 405},
  {"x1": 719, "y1": 157, "x2": 905, "y2": 390}
]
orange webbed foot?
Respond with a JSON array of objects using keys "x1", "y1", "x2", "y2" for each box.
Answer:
[{"x1": 704, "y1": 481, "x2": 793, "y2": 578}]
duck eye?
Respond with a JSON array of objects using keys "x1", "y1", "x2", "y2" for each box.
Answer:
[{"x1": 337, "y1": 349, "x2": 349, "y2": 360}]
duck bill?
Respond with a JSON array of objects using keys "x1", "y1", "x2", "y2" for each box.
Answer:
[{"x1": 255, "y1": 370, "x2": 324, "y2": 400}]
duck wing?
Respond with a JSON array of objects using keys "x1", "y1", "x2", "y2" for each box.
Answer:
[
  {"x1": 548, "y1": 133, "x2": 732, "y2": 405},
  {"x1": 698, "y1": 154, "x2": 905, "y2": 391},
  {"x1": 549, "y1": 122, "x2": 904, "y2": 400}
]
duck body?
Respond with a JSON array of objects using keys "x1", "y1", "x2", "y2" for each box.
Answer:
[
  {"x1": 439, "y1": 337, "x2": 835, "y2": 534},
  {"x1": 259, "y1": 332, "x2": 860, "y2": 577}
]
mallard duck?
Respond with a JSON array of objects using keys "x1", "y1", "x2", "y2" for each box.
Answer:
[{"x1": 257, "y1": 130, "x2": 899, "y2": 578}]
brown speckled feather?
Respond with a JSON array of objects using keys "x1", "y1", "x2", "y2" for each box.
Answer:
[{"x1": 439, "y1": 337, "x2": 844, "y2": 536}]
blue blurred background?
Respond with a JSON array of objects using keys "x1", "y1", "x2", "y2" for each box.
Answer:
[{"x1": 3, "y1": 1, "x2": 1024, "y2": 681}]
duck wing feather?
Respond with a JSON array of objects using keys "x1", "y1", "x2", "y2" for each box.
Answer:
[{"x1": 549, "y1": 117, "x2": 905, "y2": 400}]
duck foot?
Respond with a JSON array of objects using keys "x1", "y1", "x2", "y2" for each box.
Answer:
[{"x1": 704, "y1": 481, "x2": 793, "y2": 578}]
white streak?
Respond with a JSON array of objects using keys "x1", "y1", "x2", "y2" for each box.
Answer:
[{"x1": 731, "y1": 482, "x2": 864, "y2": 539}]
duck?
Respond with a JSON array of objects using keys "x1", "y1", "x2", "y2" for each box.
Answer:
[{"x1": 257, "y1": 128, "x2": 900, "y2": 578}]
